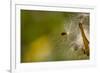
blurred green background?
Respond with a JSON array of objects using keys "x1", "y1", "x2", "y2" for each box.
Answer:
[{"x1": 21, "y1": 10, "x2": 89, "y2": 63}]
